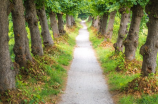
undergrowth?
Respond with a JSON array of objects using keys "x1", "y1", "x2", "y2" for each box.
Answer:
[
  {"x1": 0, "y1": 20, "x2": 82, "y2": 103},
  {"x1": 86, "y1": 17, "x2": 158, "y2": 104}
]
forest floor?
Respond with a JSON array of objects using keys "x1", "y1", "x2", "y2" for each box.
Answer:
[{"x1": 59, "y1": 21, "x2": 113, "y2": 104}]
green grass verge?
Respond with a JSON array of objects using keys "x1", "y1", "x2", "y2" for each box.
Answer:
[
  {"x1": 1, "y1": 19, "x2": 82, "y2": 103},
  {"x1": 86, "y1": 17, "x2": 158, "y2": 104}
]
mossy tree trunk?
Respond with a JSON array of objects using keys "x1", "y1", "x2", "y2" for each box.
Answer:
[
  {"x1": 37, "y1": 6, "x2": 54, "y2": 47},
  {"x1": 24, "y1": 0, "x2": 43, "y2": 56},
  {"x1": 114, "y1": 7, "x2": 130, "y2": 52},
  {"x1": 0, "y1": 0, "x2": 16, "y2": 92},
  {"x1": 140, "y1": 0, "x2": 158, "y2": 76},
  {"x1": 124, "y1": 5, "x2": 144, "y2": 61}
]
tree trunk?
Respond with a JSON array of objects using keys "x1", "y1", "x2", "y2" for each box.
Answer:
[
  {"x1": 71, "y1": 16, "x2": 76, "y2": 26},
  {"x1": 98, "y1": 16, "x2": 102, "y2": 34},
  {"x1": 92, "y1": 17, "x2": 95, "y2": 27},
  {"x1": 114, "y1": 7, "x2": 130, "y2": 52},
  {"x1": 102, "y1": 13, "x2": 108, "y2": 35},
  {"x1": 12, "y1": 0, "x2": 32, "y2": 67},
  {"x1": 24, "y1": 0, "x2": 43, "y2": 56},
  {"x1": 98, "y1": 13, "x2": 108, "y2": 35},
  {"x1": 66, "y1": 14, "x2": 72, "y2": 28},
  {"x1": 124, "y1": 5, "x2": 144, "y2": 60},
  {"x1": 57, "y1": 13, "x2": 66, "y2": 35},
  {"x1": 88, "y1": 16, "x2": 92, "y2": 22},
  {"x1": 25, "y1": 35, "x2": 32, "y2": 61},
  {"x1": 7, "y1": 2, "x2": 14, "y2": 15},
  {"x1": 49, "y1": 12, "x2": 60, "y2": 38},
  {"x1": 140, "y1": 0, "x2": 158, "y2": 76},
  {"x1": 37, "y1": 6, "x2": 54, "y2": 47},
  {"x1": 105, "y1": 10, "x2": 117, "y2": 41},
  {"x1": 0, "y1": 0, "x2": 16, "y2": 91},
  {"x1": 94, "y1": 16, "x2": 100, "y2": 29}
]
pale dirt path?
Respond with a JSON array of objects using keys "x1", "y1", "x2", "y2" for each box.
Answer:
[{"x1": 59, "y1": 21, "x2": 113, "y2": 104}]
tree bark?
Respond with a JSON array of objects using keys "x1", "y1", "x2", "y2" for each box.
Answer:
[
  {"x1": 57, "y1": 13, "x2": 66, "y2": 35},
  {"x1": 114, "y1": 7, "x2": 130, "y2": 52},
  {"x1": 92, "y1": 17, "x2": 95, "y2": 27},
  {"x1": 25, "y1": 35, "x2": 32, "y2": 61},
  {"x1": 98, "y1": 16, "x2": 102, "y2": 34},
  {"x1": 7, "y1": 2, "x2": 14, "y2": 15},
  {"x1": 94, "y1": 16, "x2": 99, "y2": 29},
  {"x1": 24, "y1": 0, "x2": 43, "y2": 56},
  {"x1": 71, "y1": 16, "x2": 76, "y2": 26},
  {"x1": 37, "y1": 6, "x2": 54, "y2": 47},
  {"x1": 49, "y1": 12, "x2": 59, "y2": 38},
  {"x1": 124, "y1": 5, "x2": 144, "y2": 60},
  {"x1": 66, "y1": 14, "x2": 72, "y2": 28},
  {"x1": 88, "y1": 16, "x2": 92, "y2": 22},
  {"x1": 105, "y1": 10, "x2": 117, "y2": 41},
  {"x1": 11, "y1": 0, "x2": 32, "y2": 67},
  {"x1": 98, "y1": 13, "x2": 108, "y2": 35},
  {"x1": 0, "y1": 0, "x2": 16, "y2": 91},
  {"x1": 102, "y1": 13, "x2": 108, "y2": 35},
  {"x1": 140, "y1": 0, "x2": 158, "y2": 76}
]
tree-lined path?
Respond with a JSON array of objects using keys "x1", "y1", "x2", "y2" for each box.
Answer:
[{"x1": 59, "y1": 21, "x2": 113, "y2": 104}]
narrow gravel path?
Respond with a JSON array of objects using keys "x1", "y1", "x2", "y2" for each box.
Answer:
[{"x1": 59, "y1": 21, "x2": 113, "y2": 104}]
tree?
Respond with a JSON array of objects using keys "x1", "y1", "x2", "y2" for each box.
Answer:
[
  {"x1": 71, "y1": 15, "x2": 76, "y2": 26},
  {"x1": 97, "y1": 1, "x2": 118, "y2": 41},
  {"x1": 98, "y1": 13, "x2": 108, "y2": 36},
  {"x1": 88, "y1": 0, "x2": 117, "y2": 38},
  {"x1": 105, "y1": 10, "x2": 117, "y2": 41},
  {"x1": 65, "y1": 0, "x2": 81, "y2": 28},
  {"x1": 93, "y1": 16, "x2": 100, "y2": 29},
  {"x1": 140, "y1": 0, "x2": 158, "y2": 76},
  {"x1": 46, "y1": 0, "x2": 60, "y2": 38},
  {"x1": 91, "y1": 0, "x2": 109, "y2": 35},
  {"x1": 36, "y1": 1, "x2": 54, "y2": 47},
  {"x1": 57, "y1": 13, "x2": 66, "y2": 35},
  {"x1": 11, "y1": 0, "x2": 32, "y2": 68},
  {"x1": 124, "y1": 4, "x2": 144, "y2": 60},
  {"x1": 66, "y1": 14, "x2": 72, "y2": 28},
  {"x1": 24, "y1": 0, "x2": 43, "y2": 56},
  {"x1": 49, "y1": 11, "x2": 60, "y2": 38},
  {"x1": 114, "y1": 6, "x2": 130, "y2": 52},
  {"x1": 119, "y1": 0, "x2": 149, "y2": 61},
  {"x1": 58, "y1": 0, "x2": 81, "y2": 30},
  {"x1": 0, "y1": 0, "x2": 16, "y2": 91},
  {"x1": 88, "y1": 15, "x2": 92, "y2": 22}
]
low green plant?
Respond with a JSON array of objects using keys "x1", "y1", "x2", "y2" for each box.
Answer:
[{"x1": 119, "y1": 94, "x2": 158, "y2": 104}]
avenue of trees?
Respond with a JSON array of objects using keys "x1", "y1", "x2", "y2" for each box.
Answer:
[
  {"x1": 0, "y1": 0, "x2": 82, "y2": 92},
  {"x1": 0, "y1": 0, "x2": 158, "y2": 93},
  {"x1": 87, "y1": 0, "x2": 157, "y2": 77}
]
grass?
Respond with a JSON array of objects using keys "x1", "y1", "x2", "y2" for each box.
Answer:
[
  {"x1": 86, "y1": 14, "x2": 158, "y2": 104},
  {"x1": 119, "y1": 95, "x2": 158, "y2": 104},
  {"x1": 0, "y1": 18, "x2": 82, "y2": 103}
]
